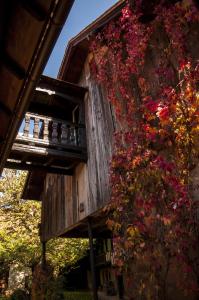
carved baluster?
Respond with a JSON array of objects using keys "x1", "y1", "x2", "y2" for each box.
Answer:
[
  {"x1": 43, "y1": 119, "x2": 49, "y2": 141},
  {"x1": 52, "y1": 121, "x2": 58, "y2": 143},
  {"x1": 33, "y1": 117, "x2": 40, "y2": 139},
  {"x1": 61, "y1": 123, "x2": 68, "y2": 144},
  {"x1": 23, "y1": 114, "x2": 30, "y2": 137}
]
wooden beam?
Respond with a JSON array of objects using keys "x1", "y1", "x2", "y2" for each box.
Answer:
[
  {"x1": 43, "y1": 157, "x2": 54, "y2": 167},
  {"x1": 53, "y1": 91, "x2": 83, "y2": 104},
  {"x1": 88, "y1": 218, "x2": 98, "y2": 300},
  {"x1": 12, "y1": 142, "x2": 87, "y2": 162},
  {"x1": 39, "y1": 75, "x2": 87, "y2": 98},
  {"x1": 41, "y1": 242, "x2": 47, "y2": 269},
  {"x1": 19, "y1": 0, "x2": 47, "y2": 21},
  {"x1": 5, "y1": 161, "x2": 74, "y2": 175},
  {"x1": 0, "y1": 51, "x2": 26, "y2": 79}
]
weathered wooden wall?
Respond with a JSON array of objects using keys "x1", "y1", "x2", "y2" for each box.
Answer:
[
  {"x1": 81, "y1": 56, "x2": 115, "y2": 213},
  {"x1": 41, "y1": 56, "x2": 115, "y2": 241}
]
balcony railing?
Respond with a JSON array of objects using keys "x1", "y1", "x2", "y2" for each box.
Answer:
[
  {"x1": 18, "y1": 112, "x2": 86, "y2": 149},
  {"x1": 6, "y1": 112, "x2": 87, "y2": 174}
]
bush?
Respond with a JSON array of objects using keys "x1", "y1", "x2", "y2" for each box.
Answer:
[
  {"x1": 45, "y1": 276, "x2": 65, "y2": 300},
  {"x1": 9, "y1": 289, "x2": 29, "y2": 300}
]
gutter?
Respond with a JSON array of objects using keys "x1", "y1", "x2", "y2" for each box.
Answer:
[{"x1": 0, "y1": 0, "x2": 75, "y2": 172}]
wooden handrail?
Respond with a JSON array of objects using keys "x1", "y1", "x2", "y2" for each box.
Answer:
[
  {"x1": 18, "y1": 112, "x2": 86, "y2": 148},
  {"x1": 25, "y1": 112, "x2": 85, "y2": 128}
]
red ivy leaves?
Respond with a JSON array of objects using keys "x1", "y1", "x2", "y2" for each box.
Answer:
[{"x1": 90, "y1": 0, "x2": 199, "y2": 296}]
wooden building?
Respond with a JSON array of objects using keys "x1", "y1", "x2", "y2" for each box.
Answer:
[
  {"x1": 21, "y1": 0, "x2": 127, "y2": 241},
  {"x1": 18, "y1": 2, "x2": 127, "y2": 299},
  {"x1": 5, "y1": 0, "x2": 199, "y2": 299}
]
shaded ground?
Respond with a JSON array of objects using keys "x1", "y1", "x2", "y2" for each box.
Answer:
[
  {"x1": 64, "y1": 291, "x2": 92, "y2": 299},
  {"x1": 64, "y1": 292, "x2": 119, "y2": 300}
]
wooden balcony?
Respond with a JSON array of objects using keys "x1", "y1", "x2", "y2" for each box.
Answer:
[{"x1": 6, "y1": 112, "x2": 87, "y2": 175}]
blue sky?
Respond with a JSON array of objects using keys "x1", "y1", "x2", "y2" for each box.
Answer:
[{"x1": 44, "y1": 0, "x2": 118, "y2": 78}]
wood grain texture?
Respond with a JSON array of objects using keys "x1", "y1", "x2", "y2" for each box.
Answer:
[{"x1": 41, "y1": 55, "x2": 115, "y2": 241}]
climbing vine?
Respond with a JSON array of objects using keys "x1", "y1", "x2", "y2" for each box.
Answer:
[{"x1": 91, "y1": 0, "x2": 199, "y2": 298}]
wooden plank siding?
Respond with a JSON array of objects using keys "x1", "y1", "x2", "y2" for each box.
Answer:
[
  {"x1": 41, "y1": 56, "x2": 115, "y2": 241},
  {"x1": 83, "y1": 56, "x2": 115, "y2": 213}
]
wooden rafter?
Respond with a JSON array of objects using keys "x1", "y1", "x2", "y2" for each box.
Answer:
[
  {"x1": 6, "y1": 160, "x2": 74, "y2": 175},
  {"x1": 19, "y1": 0, "x2": 48, "y2": 21}
]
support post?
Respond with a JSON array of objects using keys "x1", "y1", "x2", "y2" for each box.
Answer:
[
  {"x1": 41, "y1": 241, "x2": 46, "y2": 270},
  {"x1": 88, "y1": 218, "x2": 98, "y2": 300}
]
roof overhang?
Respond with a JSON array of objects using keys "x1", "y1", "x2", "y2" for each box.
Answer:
[
  {"x1": 58, "y1": 0, "x2": 126, "y2": 83},
  {"x1": 0, "y1": 0, "x2": 75, "y2": 173},
  {"x1": 28, "y1": 75, "x2": 87, "y2": 120}
]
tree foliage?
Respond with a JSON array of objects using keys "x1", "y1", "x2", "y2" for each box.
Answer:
[
  {"x1": 91, "y1": 0, "x2": 199, "y2": 298},
  {"x1": 0, "y1": 170, "x2": 41, "y2": 273},
  {"x1": 0, "y1": 169, "x2": 88, "y2": 277}
]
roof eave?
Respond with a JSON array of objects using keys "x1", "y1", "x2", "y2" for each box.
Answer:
[
  {"x1": 0, "y1": 0, "x2": 75, "y2": 173},
  {"x1": 58, "y1": 0, "x2": 126, "y2": 81}
]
